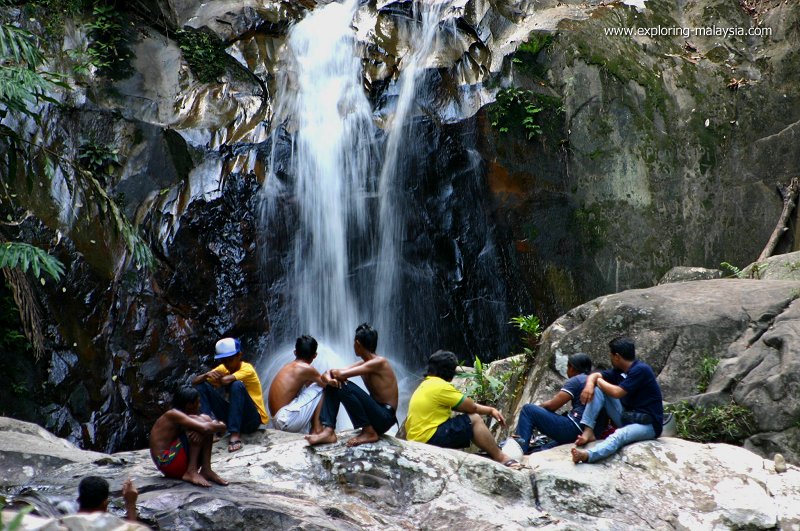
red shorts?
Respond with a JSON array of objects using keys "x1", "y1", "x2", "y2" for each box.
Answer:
[{"x1": 154, "y1": 433, "x2": 189, "y2": 478}]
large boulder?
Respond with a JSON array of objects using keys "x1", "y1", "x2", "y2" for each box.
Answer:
[
  {"x1": 514, "y1": 279, "x2": 800, "y2": 463},
  {"x1": 2, "y1": 417, "x2": 799, "y2": 530}
]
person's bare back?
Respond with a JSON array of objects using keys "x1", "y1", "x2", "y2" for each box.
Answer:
[
  {"x1": 359, "y1": 356, "x2": 398, "y2": 410},
  {"x1": 268, "y1": 360, "x2": 323, "y2": 416}
]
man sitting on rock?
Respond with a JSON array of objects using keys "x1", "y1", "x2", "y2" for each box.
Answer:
[
  {"x1": 193, "y1": 337, "x2": 270, "y2": 452},
  {"x1": 305, "y1": 323, "x2": 398, "y2": 447},
  {"x1": 267, "y1": 335, "x2": 326, "y2": 434},
  {"x1": 572, "y1": 336, "x2": 663, "y2": 464},
  {"x1": 405, "y1": 350, "x2": 520, "y2": 468},
  {"x1": 149, "y1": 387, "x2": 228, "y2": 487}
]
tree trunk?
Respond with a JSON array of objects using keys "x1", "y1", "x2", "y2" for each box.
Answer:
[{"x1": 757, "y1": 177, "x2": 800, "y2": 262}]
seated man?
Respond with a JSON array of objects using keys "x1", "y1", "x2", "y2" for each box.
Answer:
[
  {"x1": 77, "y1": 476, "x2": 138, "y2": 522},
  {"x1": 192, "y1": 337, "x2": 269, "y2": 452},
  {"x1": 267, "y1": 335, "x2": 326, "y2": 433},
  {"x1": 572, "y1": 336, "x2": 663, "y2": 464},
  {"x1": 513, "y1": 353, "x2": 594, "y2": 453},
  {"x1": 305, "y1": 323, "x2": 398, "y2": 447},
  {"x1": 405, "y1": 350, "x2": 519, "y2": 468},
  {"x1": 149, "y1": 386, "x2": 228, "y2": 487}
]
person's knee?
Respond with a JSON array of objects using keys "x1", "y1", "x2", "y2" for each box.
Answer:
[
  {"x1": 521, "y1": 404, "x2": 537, "y2": 416},
  {"x1": 468, "y1": 413, "x2": 482, "y2": 425},
  {"x1": 229, "y1": 380, "x2": 246, "y2": 393}
]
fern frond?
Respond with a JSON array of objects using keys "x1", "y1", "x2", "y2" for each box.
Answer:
[{"x1": 0, "y1": 242, "x2": 64, "y2": 281}]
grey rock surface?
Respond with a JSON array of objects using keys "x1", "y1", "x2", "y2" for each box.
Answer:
[
  {"x1": 514, "y1": 279, "x2": 800, "y2": 464},
  {"x1": 3, "y1": 417, "x2": 800, "y2": 530}
]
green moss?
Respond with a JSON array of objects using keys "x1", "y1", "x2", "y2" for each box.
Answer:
[{"x1": 176, "y1": 28, "x2": 229, "y2": 83}]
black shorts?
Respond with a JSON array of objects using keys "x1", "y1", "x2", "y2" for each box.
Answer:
[{"x1": 427, "y1": 414, "x2": 473, "y2": 449}]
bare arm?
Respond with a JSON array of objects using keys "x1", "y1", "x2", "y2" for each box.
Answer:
[
  {"x1": 579, "y1": 372, "x2": 601, "y2": 404},
  {"x1": 332, "y1": 358, "x2": 384, "y2": 380},
  {"x1": 540, "y1": 390, "x2": 572, "y2": 412},
  {"x1": 167, "y1": 409, "x2": 225, "y2": 434},
  {"x1": 192, "y1": 369, "x2": 227, "y2": 386},
  {"x1": 122, "y1": 479, "x2": 138, "y2": 522},
  {"x1": 597, "y1": 377, "x2": 627, "y2": 399},
  {"x1": 300, "y1": 365, "x2": 325, "y2": 387},
  {"x1": 455, "y1": 397, "x2": 506, "y2": 427}
]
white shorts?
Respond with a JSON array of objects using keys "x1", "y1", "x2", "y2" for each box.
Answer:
[{"x1": 270, "y1": 383, "x2": 324, "y2": 433}]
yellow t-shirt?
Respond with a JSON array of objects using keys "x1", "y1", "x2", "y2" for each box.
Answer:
[
  {"x1": 212, "y1": 361, "x2": 269, "y2": 424},
  {"x1": 405, "y1": 376, "x2": 466, "y2": 443}
]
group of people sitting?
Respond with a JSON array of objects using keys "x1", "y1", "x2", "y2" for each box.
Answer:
[{"x1": 148, "y1": 326, "x2": 663, "y2": 487}]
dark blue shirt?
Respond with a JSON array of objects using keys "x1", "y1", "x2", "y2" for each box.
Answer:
[
  {"x1": 561, "y1": 374, "x2": 588, "y2": 425},
  {"x1": 602, "y1": 359, "x2": 664, "y2": 436}
]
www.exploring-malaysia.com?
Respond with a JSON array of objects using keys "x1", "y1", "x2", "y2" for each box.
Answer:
[{"x1": 604, "y1": 25, "x2": 773, "y2": 38}]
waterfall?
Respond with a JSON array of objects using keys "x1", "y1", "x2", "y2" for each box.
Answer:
[{"x1": 260, "y1": 0, "x2": 454, "y2": 360}]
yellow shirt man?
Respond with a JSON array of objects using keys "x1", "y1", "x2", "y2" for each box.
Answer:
[{"x1": 406, "y1": 376, "x2": 465, "y2": 442}]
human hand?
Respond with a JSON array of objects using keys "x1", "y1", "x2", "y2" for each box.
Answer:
[
  {"x1": 330, "y1": 369, "x2": 345, "y2": 382},
  {"x1": 207, "y1": 371, "x2": 223, "y2": 385},
  {"x1": 322, "y1": 370, "x2": 340, "y2": 388},
  {"x1": 122, "y1": 478, "x2": 138, "y2": 504},
  {"x1": 490, "y1": 408, "x2": 506, "y2": 427},
  {"x1": 580, "y1": 385, "x2": 594, "y2": 405}
]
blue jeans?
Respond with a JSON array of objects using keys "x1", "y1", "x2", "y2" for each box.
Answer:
[
  {"x1": 515, "y1": 404, "x2": 581, "y2": 453},
  {"x1": 580, "y1": 387, "x2": 656, "y2": 463},
  {"x1": 195, "y1": 381, "x2": 261, "y2": 435}
]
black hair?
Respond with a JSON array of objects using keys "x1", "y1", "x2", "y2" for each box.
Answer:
[
  {"x1": 567, "y1": 352, "x2": 592, "y2": 375},
  {"x1": 78, "y1": 476, "x2": 109, "y2": 511},
  {"x1": 426, "y1": 350, "x2": 458, "y2": 381},
  {"x1": 354, "y1": 323, "x2": 378, "y2": 352},
  {"x1": 609, "y1": 336, "x2": 636, "y2": 361},
  {"x1": 295, "y1": 335, "x2": 318, "y2": 361},
  {"x1": 173, "y1": 386, "x2": 199, "y2": 411}
]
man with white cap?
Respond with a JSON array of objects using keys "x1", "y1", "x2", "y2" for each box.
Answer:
[{"x1": 192, "y1": 337, "x2": 269, "y2": 452}]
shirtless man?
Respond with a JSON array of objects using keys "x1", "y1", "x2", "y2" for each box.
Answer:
[
  {"x1": 305, "y1": 323, "x2": 398, "y2": 447},
  {"x1": 267, "y1": 335, "x2": 326, "y2": 434},
  {"x1": 149, "y1": 386, "x2": 228, "y2": 487}
]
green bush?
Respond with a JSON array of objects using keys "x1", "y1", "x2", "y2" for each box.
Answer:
[
  {"x1": 460, "y1": 356, "x2": 505, "y2": 407},
  {"x1": 85, "y1": 3, "x2": 134, "y2": 80},
  {"x1": 666, "y1": 401, "x2": 756, "y2": 445},
  {"x1": 696, "y1": 355, "x2": 719, "y2": 393},
  {"x1": 489, "y1": 87, "x2": 543, "y2": 139},
  {"x1": 176, "y1": 29, "x2": 227, "y2": 83}
]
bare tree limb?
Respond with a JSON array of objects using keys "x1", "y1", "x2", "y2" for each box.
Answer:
[{"x1": 758, "y1": 177, "x2": 800, "y2": 262}]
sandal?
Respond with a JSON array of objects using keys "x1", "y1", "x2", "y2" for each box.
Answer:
[
  {"x1": 228, "y1": 440, "x2": 243, "y2": 453},
  {"x1": 503, "y1": 459, "x2": 524, "y2": 470}
]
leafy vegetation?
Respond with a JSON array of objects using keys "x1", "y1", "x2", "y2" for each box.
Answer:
[
  {"x1": 460, "y1": 355, "x2": 505, "y2": 407},
  {"x1": 176, "y1": 29, "x2": 227, "y2": 83},
  {"x1": 24, "y1": 0, "x2": 86, "y2": 41},
  {"x1": 490, "y1": 87, "x2": 543, "y2": 139},
  {"x1": 666, "y1": 401, "x2": 756, "y2": 445},
  {"x1": 0, "y1": 501, "x2": 32, "y2": 531},
  {"x1": 696, "y1": 355, "x2": 719, "y2": 393},
  {"x1": 0, "y1": 243, "x2": 64, "y2": 282},
  {"x1": 85, "y1": 3, "x2": 134, "y2": 80},
  {"x1": 78, "y1": 138, "x2": 120, "y2": 179}
]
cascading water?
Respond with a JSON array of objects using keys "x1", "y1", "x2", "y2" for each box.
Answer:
[{"x1": 258, "y1": 1, "x2": 455, "y2": 383}]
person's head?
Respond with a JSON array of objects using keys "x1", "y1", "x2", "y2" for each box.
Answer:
[
  {"x1": 567, "y1": 352, "x2": 592, "y2": 376},
  {"x1": 78, "y1": 476, "x2": 109, "y2": 512},
  {"x1": 426, "y1": 350, "x2": 458, "y2": 382},
  {"x1": 354, "y1": 323, "x2": 378, "y2": 355},
  {"x1": 608, "y1": 336, "x2": 636, "y2": 367},
  {"x1": 295, "y1": 335, "x2": 318, "y2": 362},
  {"x1": 173, "y1": 386, "x2": 200, "y2": 414},
  {"x1": 215, "y1": 337, "x2": 244, "y2": 372}
]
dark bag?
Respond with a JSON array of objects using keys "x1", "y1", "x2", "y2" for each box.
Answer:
[{"x1": 620, "y1": 410, "x2": 653, "y2": 426}]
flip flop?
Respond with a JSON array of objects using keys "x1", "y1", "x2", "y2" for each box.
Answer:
[
  {"x1": 228, "y1": 440, "x2": 243, "y2": 453},
  {"x1": 503, "y1": 459, "x2": 524, "y2": 470}
]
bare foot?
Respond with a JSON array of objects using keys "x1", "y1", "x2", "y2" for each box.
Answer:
[
  {"x1": 346, "y1": 428, "x2": 379, "y2": 447},
  {"x1": 182, "y1": 470, "x2": 211, "y2": 487},
  {"x1": 305, "y1": 428, "x2": 337, "y2": 445},
  {"x1": 574, "y1": 428, "x2": 596, "y2": 447},
  {"x1": 571, "y1": 447, "x2": 589, "y2": 464},
  {"x1": 201, "y1": 469, "x2": 229, "y2": 486}
]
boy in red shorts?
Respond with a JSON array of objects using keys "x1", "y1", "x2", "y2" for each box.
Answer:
[{"x1": 149, "y1": 387, "x2": 228, "y2": 487}]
